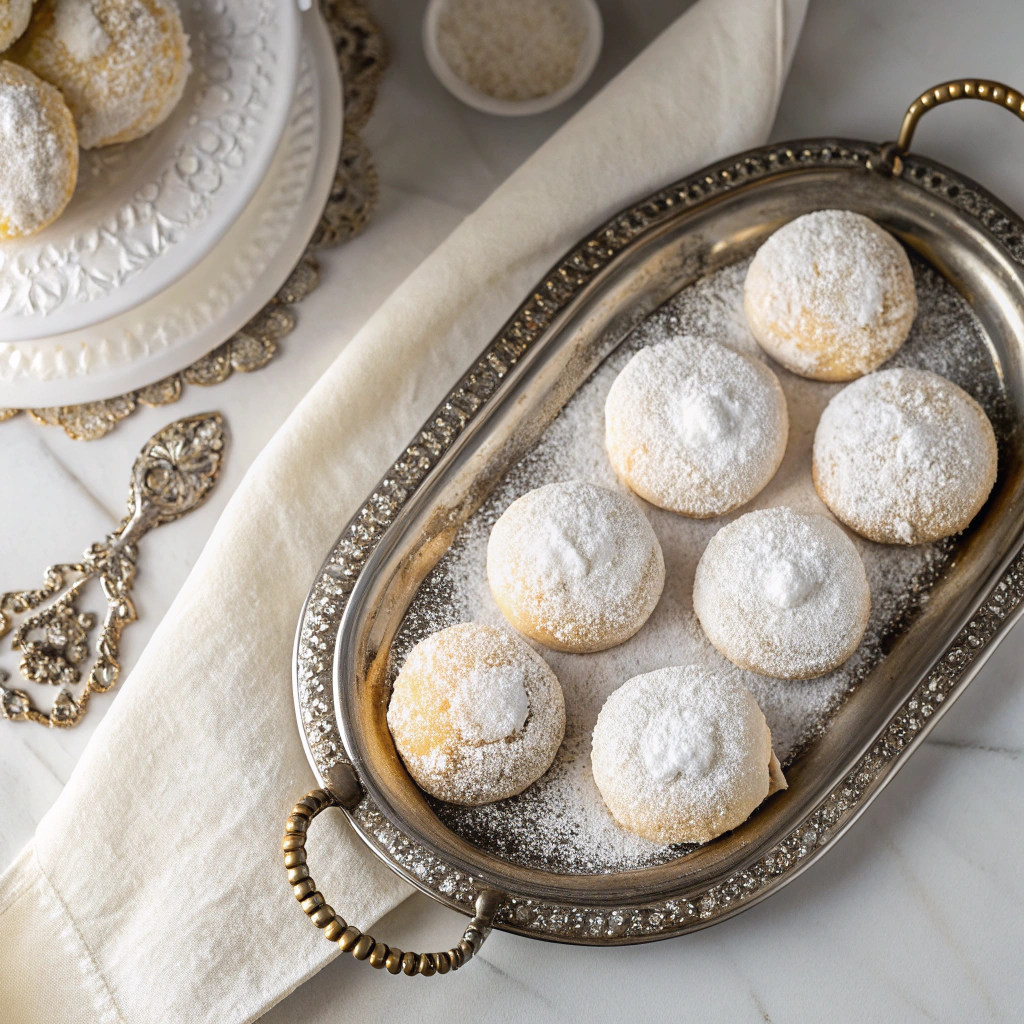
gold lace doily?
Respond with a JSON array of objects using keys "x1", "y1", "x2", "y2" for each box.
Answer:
[{"x1": 0, "y1": 0, "x2": 389, "y2": 442}]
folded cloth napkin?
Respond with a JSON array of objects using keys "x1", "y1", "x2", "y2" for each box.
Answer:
[{"x1": 0, "y1": 0, "x2": 807, "y2": 1019}]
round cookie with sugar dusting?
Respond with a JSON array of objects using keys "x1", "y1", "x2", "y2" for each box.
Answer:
[
  {"x1": 744, "y1": 209, "x2": 917, "y2": 382},
  {"x1": 591, "y1": 666, "x2": 786, "y2": 845},
  {"x1": 693, "y1": 507, "x2": 871, "y2": 680},
  {"x1": 605, "y1": 336, "x2": 789, "y2": 518},
  {"x1": 813, "y1": 368, "x2": 998, "y2": 544},
  {"x1": 10, "y1": 0, "x2": 191, "y2": 149},
  {"x1": 487, "y1": 481, "x2": 665, "y2": 653},
  {"x1": 0, "y1": 60, "x2": 78, "y2": 240},
  {"x1": 387, "y1": 623, "x2": 565, "y2": 806},
  {"x1": 0, "y1": 0, "x2": 32, "y2": 52}
]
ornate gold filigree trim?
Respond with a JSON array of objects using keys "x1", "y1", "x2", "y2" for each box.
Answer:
[{"x1": 0, "y1": 0, "x2": 389, "y2": 441}]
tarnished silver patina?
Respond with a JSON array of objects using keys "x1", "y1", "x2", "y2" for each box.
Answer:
[
  {"x1": 1, "y1": 413, "x2": 226, "y2": 727},
  {"x1": 292, "y1": 83, "x2": 1024, "y2": 951}
]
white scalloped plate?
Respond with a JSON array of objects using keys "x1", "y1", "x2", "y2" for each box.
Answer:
[
  {"x1": 0, "y1": 0, "x2": 301, "y2": 342},
  {"x1": 0, "y1": 5, "x2": 341, "y2": 407}
]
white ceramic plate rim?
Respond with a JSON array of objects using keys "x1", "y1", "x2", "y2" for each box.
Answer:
[
  {"x1": 0, "y1": 0, "x2": 302, "y2": 342},
  {"x1": 0, "y1": 5, "x2": 341, "y2": 408}
]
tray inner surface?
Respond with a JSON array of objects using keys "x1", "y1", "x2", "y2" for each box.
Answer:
[
  {"x1": 390, "y1": 254, "x2": 1007, "y2": 873},
  {"x1": 336, "y1": 164, "x2": 1024, "y2": 903}
]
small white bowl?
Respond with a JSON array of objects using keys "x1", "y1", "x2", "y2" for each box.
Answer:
[{"x1": 423, "y1": 0, "x2": 603, "y2": 117}]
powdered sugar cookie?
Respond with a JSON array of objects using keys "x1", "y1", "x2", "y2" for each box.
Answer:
[
  {"x1": 605, "y1": 336, "x2": 789, "y2": 518},
  {"x1": 813, "y1": 368, "x2": 997, "y2": 544},
  {"x1": 487, "y1": 481, "x2": 665, "y2": 653},
  {"x1": 744, "y1": 210, "x2": 917, "y2": 382},
  {"x1": 0, "y1": 0, "x2": 32, "y2": 52},
  {"x1": 693, "y1": 507, "x2": 871, "y2": 680},
  {"x1": 11, "y1": 0, "x2": 190, "y2": 149},
  {"x1": 591, "y1": 666, "x2": 786, "y2": 845},
  {"x1": 387, "y1": 623, "x2": 565, "y2": 806},
  {"x1": 0, "y1": 60, "x2": 77, "y2": 239}
]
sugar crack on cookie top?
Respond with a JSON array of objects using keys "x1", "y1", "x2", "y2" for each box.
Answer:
[
  {"x1": 604, "y1": 335, "x2": 789, "y2": 518},
  {"x1": 0, "y1": 60, "x2": 78, "y2": 239},
  {"x1": 744, "y1": 209, "x2": 917, "y2": 382},
  {"x1": 813, "y1": 367, "x2": 997, "y2": 544}
]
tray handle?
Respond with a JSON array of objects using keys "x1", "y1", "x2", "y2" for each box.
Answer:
[
  {"x1": 282, "y1": 768, "x2": 503, "y2": 977},
  {"x1": 872, "y1": 79, "x2": 1024, "y2": 176}
]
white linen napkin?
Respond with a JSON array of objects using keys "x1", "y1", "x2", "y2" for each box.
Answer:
[{"x1": 0, "y1": 0, "x2": 807, "y2": 1020}]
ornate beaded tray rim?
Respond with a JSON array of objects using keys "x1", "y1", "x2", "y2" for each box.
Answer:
[{"x1": 295, "y1": 138, "x2": 1024, "y2": 944}]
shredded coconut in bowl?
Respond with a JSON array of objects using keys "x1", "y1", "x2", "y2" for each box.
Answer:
[
  {"x1": 387, "y1": 254, "x2": 1008, "y2": 874},
  {"x1": 435, "y1": 0, "x2": 585, "y2": 102}
]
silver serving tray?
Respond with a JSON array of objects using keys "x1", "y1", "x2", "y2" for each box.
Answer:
[{"x1": 295, "y1": 100, "x2": 1024, "y2": 945}]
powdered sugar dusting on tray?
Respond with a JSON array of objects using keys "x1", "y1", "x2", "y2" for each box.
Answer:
[{"x1": 389, "y1": 255, "x2": 1008, "y2": 874}]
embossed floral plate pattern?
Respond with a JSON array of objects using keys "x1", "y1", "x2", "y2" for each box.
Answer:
[
  {"x1": 0, "y1": 0, "x2": 301, "y2": 342},
  {"x1": 0, "y1": 7, "x2": 340, "y2": 407},
  {"x1": 294, "y1": 140, "x2": 1024, "y2": 943}
]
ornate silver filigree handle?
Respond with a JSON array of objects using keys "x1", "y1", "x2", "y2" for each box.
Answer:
[{"x1": 0, "y1": 413, "x2": 226, "y2": 727}]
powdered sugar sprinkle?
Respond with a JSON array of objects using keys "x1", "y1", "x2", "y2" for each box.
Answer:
[
  {"x1": 744, "y1": 209, "x2": 917, "y2": 377},
  {"x1": 389, "y1": 255, "x2": 1006, "y2": 872}
]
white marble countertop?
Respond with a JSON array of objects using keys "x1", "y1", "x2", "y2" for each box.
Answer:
[{"x1": 2, "y1": 0, "x2": 1023, "y2": 1020}]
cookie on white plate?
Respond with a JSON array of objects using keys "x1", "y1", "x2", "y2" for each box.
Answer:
[
  {"x1": 0, "y1": 60, "x2": 78, "y2": 240},
  {"x1": 11, "y1": 0, "x2": 191, "y2": 148}
]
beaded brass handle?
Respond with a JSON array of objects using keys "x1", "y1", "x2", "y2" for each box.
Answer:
[
  {"x1": 283, "y1": 781, "x2": 502, "y2": 976},
  {"x1": 872, "y1": 79, "x2": 1024, "y2": 176}
]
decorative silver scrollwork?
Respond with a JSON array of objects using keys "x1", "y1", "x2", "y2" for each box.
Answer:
[{"x1": 1, "y1": 413, "x2": 226, "y2": 727}]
